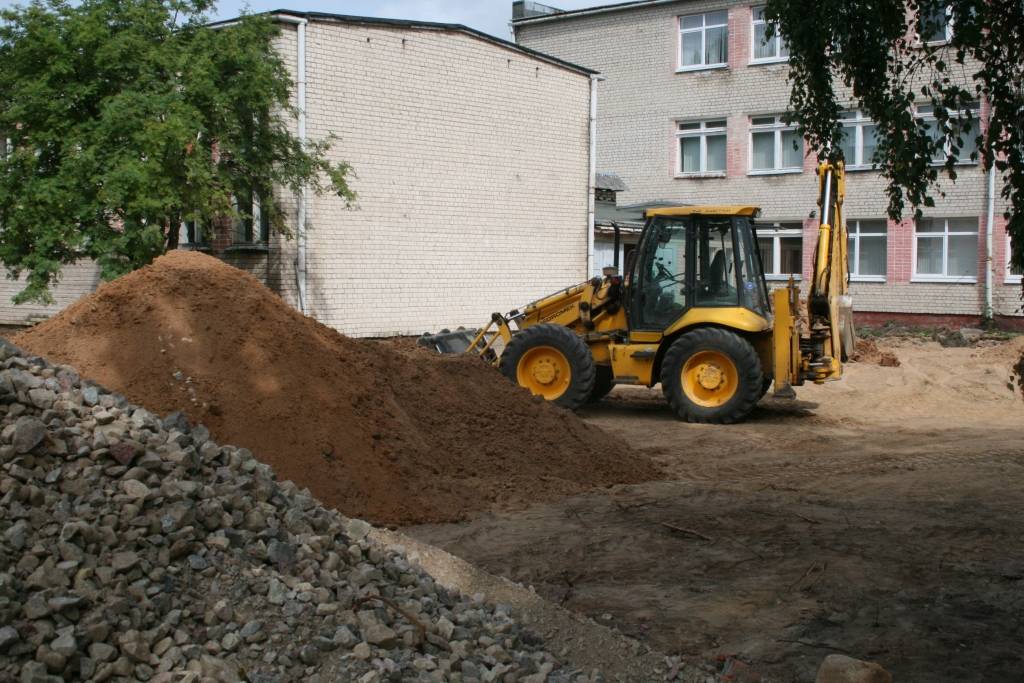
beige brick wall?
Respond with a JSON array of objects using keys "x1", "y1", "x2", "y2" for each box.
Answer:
[
  {"x1": 0, "y1": 261, "x2": 102, "y2": 326},
  {"x1": 296, "y1": 21, "x2": 592, "y2": 337},
  {"x1": 516, "y1": 1, "x2": 1017, "y2": 321}
]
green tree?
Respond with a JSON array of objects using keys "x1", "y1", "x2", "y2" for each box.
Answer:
[
  {"x1": 0, "y1": 0, "x2": 354, "y2": 303},
  {"x1": 765, "y1": 0, "x2": 1023, "y2": 273}
]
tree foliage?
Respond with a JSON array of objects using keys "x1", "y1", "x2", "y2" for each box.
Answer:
[
  {"x1": 765, "y1": 0, "x2": 1023, "y2": 273},
  {"x1": 0, "y1": 0, "x2": 354, "y2": 303}
]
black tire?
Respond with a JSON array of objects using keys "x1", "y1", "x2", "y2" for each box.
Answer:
[
  {"x1": 499, "y1": 324, "x2": 596, "y2": 410},
  {"x1": 587, "y1": 366, "x2": 616, "y2": 404},
  {"x1": 759, "y1": 375, "x2": 773, "y2": 400},
  {"x1": 660, "y1": 328, "x2": 763, "y2": 424}
]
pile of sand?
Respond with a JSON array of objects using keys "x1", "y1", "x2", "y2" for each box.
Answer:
[
  {"x1": 850, "y1": 339, "x2": 900, "y2": 367},
  {"x1": 15, "y1": 251, "x2": 659, "y2": 525}
]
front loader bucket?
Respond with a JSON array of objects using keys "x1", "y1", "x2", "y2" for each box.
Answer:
[{"x1": 417, "y1": 328, "x2": 477, "y2": 355}]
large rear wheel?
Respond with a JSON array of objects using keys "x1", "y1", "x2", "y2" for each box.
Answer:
[
  {"x1": 660, "y1": 328, "x2": 763, "y2": 423},
  {"x1": 587, "y1": 366, "x2": 616, "y2": 404},
  {"x1": 499, "y1": 324, "x2": 596, "y2": 410}
]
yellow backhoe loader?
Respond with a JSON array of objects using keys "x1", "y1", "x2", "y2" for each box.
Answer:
[{"x1": 421, "y1": 161, "x2": 855, "y2": 423}]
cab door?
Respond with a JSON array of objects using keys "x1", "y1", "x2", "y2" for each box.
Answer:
[{"x1": 629, "y1": 217, "x2": 693, "y2": 331}]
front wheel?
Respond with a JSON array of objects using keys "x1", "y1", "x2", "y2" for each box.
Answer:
[
  {"x1": 499, "y1": 324, "x2": 596, "y2": 410},
  {"x1": 660, "y1": 328, "x2": 763, "y2": 424}
]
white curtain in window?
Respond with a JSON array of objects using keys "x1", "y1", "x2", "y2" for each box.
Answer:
[
  {"x1": 947, "y1": 234, "x2": 978, "y2": 276},
  {"x1": 705, "y1": 25, "x2": 728, "y2": 64},
  {"x1": 681, "y1": 137, "x2": 700, "y2": 172},
  {"x1": 781, "y1": 128, "x2": 803, "y2": 167},
  {"x1": 752, "y1": 132, "x2": 774, "y2": 169},
  {"x1": 707, "y1": 135, "x2": 727, "y2": 171}
]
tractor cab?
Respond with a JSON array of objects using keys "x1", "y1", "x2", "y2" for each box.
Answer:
[{"x1": 627, "y1": 206, "x2": 772, "y2": 332}]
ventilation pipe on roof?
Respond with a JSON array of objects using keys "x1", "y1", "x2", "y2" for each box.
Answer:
[{"x1": 273, "y1": 14, "x2": 310, "y2": 314}]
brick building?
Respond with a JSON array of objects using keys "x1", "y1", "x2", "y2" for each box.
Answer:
[
  {"x1": 513, "y1": 0, "x2": 1023, "y2": 328},
  {"x1": 0, "y1": 12, "x2": 600, "y2": 337}
]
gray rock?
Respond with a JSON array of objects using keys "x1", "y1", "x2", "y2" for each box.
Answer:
[
  {"x1": 0, "y1": 625, "x2": 20, "y2": 651},
  {"x1": 50, "y1": 631, "x2": 77, "y2": 657},
  {"x1": 12, "y1": 417, "x2": 47, "y2": 454},
  {"x1": 111, "y1": 551, "x2": 140, "y2": 572},
  {"x1": 362, "y1": 623, "x2": 398, "y2": 648},
  {"x1": 27, "y1": 388, "x2": 55, "y2": 410},
  {"x1": 89, "y1": 642, "x2": 117, "y2": 662}
]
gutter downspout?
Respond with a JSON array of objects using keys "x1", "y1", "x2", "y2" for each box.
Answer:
[
  {"x1": 587, "y1": 75, "x2": 602, "y2": 278},
  {"x1": 273, "y1": 14, "x2": 310, "y2": 314},
  {"x1": 985, "y1": 159, "x2": 996, "y2": 322}
]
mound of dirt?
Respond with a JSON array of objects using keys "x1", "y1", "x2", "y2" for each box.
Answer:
[
  {"x1": 850, "y1": 339, "x2": 900, "y2": 367},
  {"x1": 14, "y1": 251, "x2": 659, "y2": 525}
]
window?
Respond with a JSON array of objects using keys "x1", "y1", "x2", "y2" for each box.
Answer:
[
  {"x1": 180, "y1": 219, "x2": 209, "y2": 249},
  {"x1": 914, "y1": 217, "x2": 978, "y2": 281},
  {"x1": 756, "y1": 222, "x2": 803, "y2": 279},
  {"x1": 1008, "y1": 236, "x2": 1022, "y2": 284},
  {"x1": 847, "y1": 220, "x2": 887, "y2": 281},
  {"x1": 234, "y1": 191, "x2": 270, "y2": 244},
  {"x1": 916, "y1": 103, "x2": 980, "y2": 165},
  {"x1": 751, "y1": 6, "x2": 788, "y2": 63},
  {"x1": 749, "y1": 115, "x2": 803, "y2": 173},
  {"x1": 838, "y1": 111, "x2": 879, "y2": 169},
  {"x1": 917, "y1": 2, "x2": 953, "y2": 43},
  {"x1": 678, "y1": 11, "x2": 728, "y2": 70},
  {"x1": 676, "y1": 120, "x2": 727, "y2": 175}
]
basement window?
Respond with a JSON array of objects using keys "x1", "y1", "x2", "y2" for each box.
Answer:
[{"x1": 234, "y1": 191, "x2": 270, "y2": 244}]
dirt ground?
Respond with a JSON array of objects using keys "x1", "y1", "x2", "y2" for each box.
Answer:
[{"x1": 407, "y1": 336, "x2": 1024, "y2": 682}]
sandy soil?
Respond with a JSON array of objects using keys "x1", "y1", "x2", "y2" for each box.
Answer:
[{"x1": 407, "y1": 337, "x2": 1024, "y2": 682}]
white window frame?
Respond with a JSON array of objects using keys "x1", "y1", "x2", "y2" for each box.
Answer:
[
  {"x1": 1007, "y1": 235, "x2": 1022, "y2": 284},
  {"x1": 675, "y1": 119, "x2": 727, "y2": 177},
  {"x1": 847, "y1": 219, "x2": 887, "y2": 282},
  {"x1": 912, "y1": 217, "x2": 978, "y2": 283},
  {"x1": 917, "y1": 3, "x2": 953, "y2": 45},
  {"x1": 750, "y1": 6, "x2": 788, "y2": 64},
  {"x1": 915, "y1": 103, "x2": 980, "y2": 166},
  {"x1": 748, "y1": 115, "x2": 803, "y2": 175},
  {"x1": 677, "y1": 11, "x2": 729, "y2": 72},
  {"x1": 839, "y1": 110, "x2": 879, "y2": 170},
  {"x1": 757, "y1": 222, "x2": 804, "y2": 280}
]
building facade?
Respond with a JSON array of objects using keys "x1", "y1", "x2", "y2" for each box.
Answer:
[
  {"x1": 0, "y1": 12, "x2": 599, "y2": 338},
  {"x1": 514, "y1": 0, "x2": 1022, "y2": 328}
]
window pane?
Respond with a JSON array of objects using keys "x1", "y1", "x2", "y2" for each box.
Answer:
[
  {"x1": 681, "y1": 31, "x2": 702, "y2": 65},
  {"x1": 679, "y1": 121, "x2": 701, "y2": 130},
  {"x1": 706, "y1": 134, "x2": 726, "y2": 171},
  {"x1": 778, "y1": 39, "x2": 790, "y2": 58},
  {"x1": 919, "y1": 2, "x2": 949, "y2": 42},
  {"x1": 781, "y1": 128, "x2": 803, "y2": 167},
  {"x1": 861, "y1": 124, "x2": 878, "y2": 166},
  {"x1": 948, "y1": 234, "x2": 977, "y2": 276},
  {"x1": 681, "y1": 137, "x2": 701, "y2": 172},
  {"x1": 705, "y1": 26, "x2": 728, "y2": 64},
  {"x1": 922, "y1": 119, "x2": 944, "y2": 163},
  {"x1": 753, "y1": 6, "x2": 767, "y2": 22},
  {"x1": 706, "y1": 119, "x2": 727, "y2": 129},
  {"x1": 751, "y1": 132, "x2": 775, "y2": 169},
  {"x1": 947, "y1": 217, "x2": 977, "y2": 233},
  {"x1": 751, "y1": 116, "x2": 776, "y2": 126},
  {"x1": 753, "y1": 23, "x2": 774, "y2": 59},
  {"x1": 681, "y1": 15, "x2": 703, "y2": 30},
  {"x1": 779, "y1": 236, "x2": 802, "y2": 274},
  {"x1": 916, "y1": 236, "x2": 943, "y2": 274},
  {"x1": 758, "y1": 237, "x2": 774, "y2": 273},
  {"x1": 839, "y1": 126, "x2": 857, "y2": 166},
  {"x1": 917, "y1": 218, "x2": 944, "y2": 233},
  {"x1": 696, "y1": 220, "x2": 736, "y2": 306},
  {"x1": 706, "y1": 10, "x2": 727, "y2": 25},
  {"x1": 857, "y1": 219, "x2": 887, "y2": 235},
  {"x1": 858, "y1": 235, "x2": 887, "y2": 276},
  {"x1": 955, "y1": 118, "x2": 979, "y2": 162}
]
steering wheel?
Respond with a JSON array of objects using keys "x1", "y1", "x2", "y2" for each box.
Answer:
[{"x1": 654, "y1": 261, "x2": 686, "y2": 287}]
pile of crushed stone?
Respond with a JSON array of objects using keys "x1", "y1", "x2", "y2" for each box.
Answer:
[
  {"x1": 14, "y1": 251, "x2": 659, "y2": 525},
  {"x1": 0, "y1": 340, "x2": 592, "y2": 683},
  {"x1": 849, "y1": 339, "x2": 900, "y2": 367}
]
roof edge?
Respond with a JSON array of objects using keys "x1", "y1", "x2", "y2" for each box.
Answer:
[
  {"x1": 511, "y1": 0, "x2": 682, "y2": 26},
  {"x1": 210, "y1": 10, "x2": 599, "y2": 77}
]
